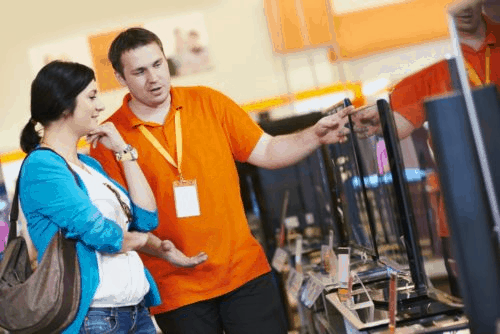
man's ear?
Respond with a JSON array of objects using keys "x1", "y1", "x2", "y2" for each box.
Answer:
[{"x1": 115, "y1": 71, "x2": 127, "y2": 87}]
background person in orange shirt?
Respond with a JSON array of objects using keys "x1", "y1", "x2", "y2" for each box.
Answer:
[
  {"x1": 90, "y1": 27, "x2": 352, "y2": 334},
  {"x1": 352, "y1": 1, "x2": 500, "y2": 297}
]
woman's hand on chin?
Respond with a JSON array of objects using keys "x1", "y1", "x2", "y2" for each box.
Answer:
[{"x1": 86, "y1": 122, "x2": 127, "y2": 152}]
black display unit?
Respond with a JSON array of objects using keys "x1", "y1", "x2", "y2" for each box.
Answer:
[
  {"x1": 317, "y1": 99, "x2": 464, "y2": 334},
  {"x1": 323, "y1": 99, "x2": 380, "y2": 259},
  {"x1": 425, "y1": 84, "x2": 500, "y2": 334},
  {"x1": 236, "y1": 111, "x2": 347, "y2": 254},
  {"x1": 377, "y1": 99, "x2": 428, "y2": 293}
]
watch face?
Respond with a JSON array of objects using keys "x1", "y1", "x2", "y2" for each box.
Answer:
[
  {"x1": 115, "y1": 147, "x2": 138, "y2": 161},
  {"x1": 131, "y1": 148, "x2": 139, "y2": 160}
]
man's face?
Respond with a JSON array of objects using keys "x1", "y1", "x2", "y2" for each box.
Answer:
[
  {"x1": 454, "y1": 3, "x2": 484, "y2": 34},
  {"x1": 116, "y1": 43, "x2": 171, "y2": 108}
]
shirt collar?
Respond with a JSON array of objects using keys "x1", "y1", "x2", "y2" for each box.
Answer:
[
  {"x1": 119, "y1": 87, "x2": 184, "y2": 129},
  {"x1": 484, "y1": 15, "x2": 498, "y2": 46}
]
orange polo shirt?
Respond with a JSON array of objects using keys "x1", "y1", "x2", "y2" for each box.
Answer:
[
  {"x1": 390, "y1": 16, "x2": 500, "y2": 129},
  {"x1": 90, "y1": 86, "x2": 271, "y2": 314},
  {"x1": 389, "y1": 17, "x2": 500, "y2": 237}
]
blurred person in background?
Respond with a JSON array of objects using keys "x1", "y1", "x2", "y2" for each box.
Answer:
[{"x1": 351, "y1": 0, "x2": 500, "y2": 297}]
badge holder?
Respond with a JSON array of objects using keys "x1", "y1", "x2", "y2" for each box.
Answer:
[{"x1": 173, "y1": 179, "x2": 201, "y2": 218}]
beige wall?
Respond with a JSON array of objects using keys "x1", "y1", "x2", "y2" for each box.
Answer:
[{"x1": 0, "y1": 0, "x2": 453, "y2": 154}]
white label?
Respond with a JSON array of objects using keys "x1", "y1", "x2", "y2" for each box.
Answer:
[
  {"x1": 271, "y1": 247, "x2": 289, "y2": 273},
  {"x1": 173, "y1": 182, "x2": 201, "y2": 218},
  {"x1": 302, "y1": 276, "x2": 325, "y2": 308},
  {"x1": 338, "y1": 248, "x2": 351, "y2": 287},
  {"x1": 295, "y1": 235, "x2": 303, "y2": 266},
  {"x1": 305, "y1": 213, "x2": 315, "y2": 225},
  {"x1": 284, "y1": 216, "x2": 300, "y2": 228}
]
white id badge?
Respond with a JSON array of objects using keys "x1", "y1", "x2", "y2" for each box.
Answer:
[{"x1": 173, "y1": 179, "x2": 201, "y2": 218}]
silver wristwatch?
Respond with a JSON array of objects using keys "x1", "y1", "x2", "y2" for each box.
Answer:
[{"x1": 115, "y1": 144, "x2": 139, "y2": 162}]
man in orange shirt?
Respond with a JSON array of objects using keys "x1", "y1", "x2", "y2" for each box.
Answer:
[
  {"x1": 353, "y1": 1, "x2": 500, "y2": 297},
  {"x1": 90, "y1": 27, "x2": 352, "y2": 334}
]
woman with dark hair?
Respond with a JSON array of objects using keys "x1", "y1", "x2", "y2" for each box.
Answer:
[{"x1": 19, "y1": 60, "x2": 207, "y2": 334}]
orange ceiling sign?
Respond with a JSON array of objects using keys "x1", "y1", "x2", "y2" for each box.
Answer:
[
  {"x1": 332, "y1": 0, "x2": 455, "y2": 59},
  {"x1": 264, "y1": 0, "x2": 455, "y2": 58}
]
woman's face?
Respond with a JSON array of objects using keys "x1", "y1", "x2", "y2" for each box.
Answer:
[{"x1": 68, "y1": 80, "x2": 104, "y2": 136}]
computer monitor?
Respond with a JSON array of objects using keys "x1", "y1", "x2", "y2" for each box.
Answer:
[
  {"x1": 238, "y1": 111, "x2": 346, "y2": 253},
  {"x1": 425, "y1": 84, "x2": 500, "y2": 334},
  {"x1": 323, "y1": 100, "x2": 380, "y2": 258}
]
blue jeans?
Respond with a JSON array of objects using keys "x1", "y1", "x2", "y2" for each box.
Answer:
[{"x1": 79, "y1": 299, "x2": 156, "y2": 334}]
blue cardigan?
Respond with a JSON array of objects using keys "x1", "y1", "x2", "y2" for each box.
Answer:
[{"x1": 19, "y1": 149, "x2": 162, "y2": 334}]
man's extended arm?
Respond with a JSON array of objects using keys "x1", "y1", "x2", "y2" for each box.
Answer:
[
  {"x1": 352, "y1": 105, "x2": 417, "y2": 140},
  {"x1": 247, "y1": 107, "x2": 352, "y2": 169}
]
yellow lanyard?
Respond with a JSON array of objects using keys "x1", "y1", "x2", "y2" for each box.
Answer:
[
  {"x1": 465, "y1": 46, "x2": 491, "y2": 86},
  {"x1": 138, "y1": 107, "x2": 184, "y2": 180}
]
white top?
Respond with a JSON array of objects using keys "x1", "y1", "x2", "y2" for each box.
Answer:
[{"x1": 70, "y1": 161, "x2": 150, "y2": 307}]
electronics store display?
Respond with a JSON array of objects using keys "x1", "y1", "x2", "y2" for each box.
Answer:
[{"x1": 241, "y1": 97, "x2": 479, "y2": 334}]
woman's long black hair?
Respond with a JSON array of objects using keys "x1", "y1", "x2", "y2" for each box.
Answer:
[{"x1": 20, "y1": 61, "x2": 95, "y2": 153}]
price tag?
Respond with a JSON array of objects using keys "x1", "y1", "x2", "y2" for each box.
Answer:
[
  {"x1": 271, "y1": 247, "x2": 289, "y2": 273},
  {"x1": 284, "y1": 216, "x2": 300, "y2": 229},
  {"x1": 301, "y1": 275, "x2": 325, "y2": 308},
  {"x1": 286, "y1": 268, "x2": 304, "y2": 298},
  {"x1": 337, "y1": 247, "x2": 351, "y2": 302},
  {"x1": 295, "y1": 235, "x2": 303, "y2": 267},
  {"x1": 337, "y1": 247, "x2": 351, "y2": 286}
]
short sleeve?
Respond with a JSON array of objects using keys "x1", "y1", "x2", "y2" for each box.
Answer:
[
  {"x1": 206, "y1": 87, "x2": 264, "y2": 162},
  {"x1": 390, "y1": 60, "x2": 452, "y2": 129}
]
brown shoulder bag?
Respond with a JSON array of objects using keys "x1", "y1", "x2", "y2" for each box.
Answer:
[{"x1": 0, "y1": 148, "x2": 81, "y2": 334}]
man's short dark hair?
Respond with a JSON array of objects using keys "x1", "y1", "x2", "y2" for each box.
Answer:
[{"x1": 108, "y1": 27, "x2": 165, "y2": 77}]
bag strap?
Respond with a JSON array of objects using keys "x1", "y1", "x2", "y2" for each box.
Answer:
[{"x1": 7, "y1": 147, "x2": 80, "y2": 244}]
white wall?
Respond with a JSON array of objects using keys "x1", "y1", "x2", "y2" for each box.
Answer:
[{"x1": 0, "y1": 0, "x2": 454, "y2": 154}]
